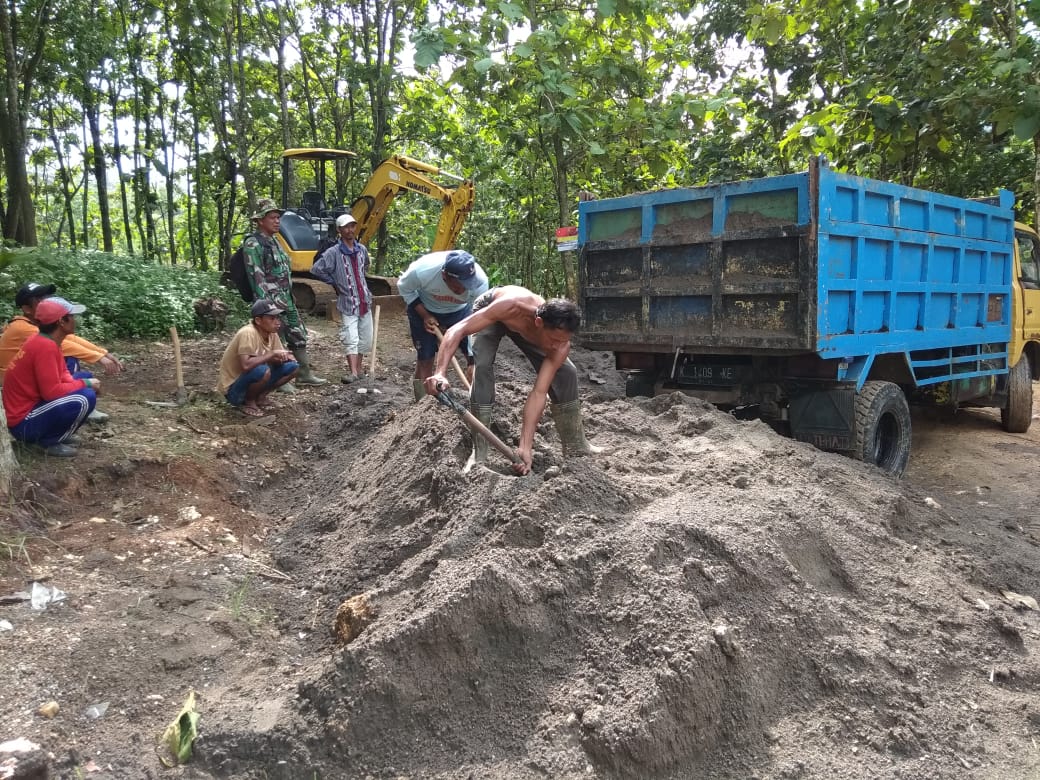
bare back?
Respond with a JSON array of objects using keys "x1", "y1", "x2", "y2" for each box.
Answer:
[{"x1": 479, "y1": 286, "x2": 553, "y2": 348}]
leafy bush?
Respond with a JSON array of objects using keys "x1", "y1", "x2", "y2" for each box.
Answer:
[{"x1": 0, "y1": 248, "x2": 246, "y2": 341}]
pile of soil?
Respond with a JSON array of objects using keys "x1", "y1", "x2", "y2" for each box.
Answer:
[{"x1": 1, "y1": 316, "x2": 1038, "y2": 779}]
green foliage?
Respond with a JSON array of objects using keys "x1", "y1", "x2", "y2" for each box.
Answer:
[
  {"x1": 0, "y1": 248, "x2": 241, "y2": 341},
  {"x1": 17, "y1": 0, "x2": 1040, "y2": 292}
]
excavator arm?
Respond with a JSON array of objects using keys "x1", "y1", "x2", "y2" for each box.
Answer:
[{"x1": 350, "y1": 155, "x2": 475, "y2": 252}]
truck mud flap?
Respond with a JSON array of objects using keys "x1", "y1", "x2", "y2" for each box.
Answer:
[{"x1": 788, "y1": 387, "x2": 855, "y2": 452}]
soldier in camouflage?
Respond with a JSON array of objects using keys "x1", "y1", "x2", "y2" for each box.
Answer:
[{"x1": 243, "y1": 198, "x2": 327, "y2": 387}]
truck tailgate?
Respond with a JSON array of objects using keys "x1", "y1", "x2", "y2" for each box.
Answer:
[{"x1": 579, "y1": 170, "x2": 815, "y2": 353}]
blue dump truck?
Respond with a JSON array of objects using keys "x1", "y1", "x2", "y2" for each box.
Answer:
[{"x1": 578, "y1": 157, "x2": 1040, "y2": 475}]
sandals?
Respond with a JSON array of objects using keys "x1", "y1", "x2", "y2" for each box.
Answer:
[{"x1": 239, "y1": 405, "x2": 264, "y2": 418}]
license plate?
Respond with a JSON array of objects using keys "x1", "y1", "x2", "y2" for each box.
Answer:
[{"x1": 678, "y1": 363, "x2": 745, "y2": 386}]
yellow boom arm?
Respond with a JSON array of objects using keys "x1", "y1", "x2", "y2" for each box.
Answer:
[{"x1": 350, "y1": 155, "x2": 475, "y2": 251}]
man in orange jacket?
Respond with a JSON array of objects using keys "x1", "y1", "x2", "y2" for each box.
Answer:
[{"x1": 0, "y1": 282, "x2": 121, "y2": 422}]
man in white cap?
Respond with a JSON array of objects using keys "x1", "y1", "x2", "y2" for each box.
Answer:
[
  {"x1": 397, "y1": 250, "x2": 488, "y2": 400},
  {"x1": 242, "y1": 197, "x2": 327, "y2": 387},
  {"x1": 310, "y1": 212, "x2": 373, "y2": 383},
  {"x1": 3, "y1": 297, "x2": 99, "y2": 457}
]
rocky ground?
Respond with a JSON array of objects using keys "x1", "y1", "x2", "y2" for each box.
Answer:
[{"x1": 1, "y1": 308, "x2": 1038, "y2": 780}]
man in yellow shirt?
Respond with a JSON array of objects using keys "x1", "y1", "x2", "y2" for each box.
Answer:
[
  {"x1": 0, "y1": 282, "x2": 122, "y2": 422},
  {"x1": 217, "y1": 299, "x2": 299, "y2": 417}
]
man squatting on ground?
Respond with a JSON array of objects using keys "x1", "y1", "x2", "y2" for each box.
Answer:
[
  {"x1": 425, "y1": 285, "x2": 601, "y2": 475},
  {"x1": 397, "y1": 250, "x2": 488, "y2": 400},
  {"x1": 242, "y1": 198, "x2": 326, "y2": 388},
  {"x1": 0, "y1": 281, "x2": 122, "y2": 423},
  {"x1": 310, "y1": 212, "x2": 374, "y2": 384},
  {"x1": 217, "y1": 299, "x2": 300, "y2": 417},
  {"x1": 3, "y1": 297, "x2": 99, "y2": 457}
]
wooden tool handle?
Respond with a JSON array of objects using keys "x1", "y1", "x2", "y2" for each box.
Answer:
[
  {"x1": 433, "y1": 325, "x2": 472, "y2": 391},
  {"x1": 169, "y1": 326, "x2": 184, "y2": 388}
]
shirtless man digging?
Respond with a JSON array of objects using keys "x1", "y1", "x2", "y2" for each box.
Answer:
[{"x1": 425, "y1": 285, "x2": 601, "y2": 475}]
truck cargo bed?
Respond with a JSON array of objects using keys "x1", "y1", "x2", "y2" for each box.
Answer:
[{"x1": 579, "y1": 158, "x2": 1015, "y2": 363}]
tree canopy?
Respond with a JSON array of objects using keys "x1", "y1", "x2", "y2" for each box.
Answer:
[{"x1": 0, "y1": 0, "x2": 1037, "y2": 295}]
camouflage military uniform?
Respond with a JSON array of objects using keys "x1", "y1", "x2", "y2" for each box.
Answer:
[{"x1": 242, "y1": 232, "x2": 308, "y2": 350}]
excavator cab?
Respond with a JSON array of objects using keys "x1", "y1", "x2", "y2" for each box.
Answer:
[{"x1": 280, "y1": 148, "x2": 356, "y2": 230}]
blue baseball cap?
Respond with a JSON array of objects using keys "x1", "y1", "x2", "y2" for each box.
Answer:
[{"x1": 443, "y1": 251, "x2": 481, "y2": 290}]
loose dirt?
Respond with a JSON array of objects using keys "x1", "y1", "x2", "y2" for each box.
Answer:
[{"x1": 1, "y1": 310, "x2": 1038, "y2": 780}]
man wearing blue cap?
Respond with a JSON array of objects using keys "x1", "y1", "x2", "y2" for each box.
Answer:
[{"x1": 397, "y1": 250, "x2": 488, "y2": 400}]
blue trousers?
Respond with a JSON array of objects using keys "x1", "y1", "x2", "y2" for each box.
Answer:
[
  {"x1": 9, "y1": 389, "x2": 97, "y2": 446},
  {"x1": 225, "y1": 362, "x2": 299, "y2": 406},
  {"x1": 407, "y1": 301, "x2": 473, "y2": 361}
]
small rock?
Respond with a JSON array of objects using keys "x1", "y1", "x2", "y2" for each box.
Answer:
[
  {"x1": 580, "y1": 705, "x2": 603, "y2": 730},
  {"x1": 37, "y1": 701, "x2": 59, "y2": 718},
  {"x1": 713, "y1": 623, "x2": 739, "y2": 657}
]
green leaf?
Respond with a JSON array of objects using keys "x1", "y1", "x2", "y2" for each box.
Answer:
[
  {"x1": 589, "y1": 141, "x2": 606, "y2": 155},
  {"x1": 475, "y1": 58, "x2": 495, "y2": 74},
  {"x1": 413, "y1": 39, "x2": 444, "y2": 69},
  {"x1": 499, "y1": 1, "x2": 525, "y2": 21},
  {"x1": 762, "y1": 16, "x2": 784, "y2": 44},
  {"x1": 1013, "y1": 114, "x2": 1040, "y2": 141},
  {"x1": 598, "y1": 0, "x2": 617, "y2": 17}
]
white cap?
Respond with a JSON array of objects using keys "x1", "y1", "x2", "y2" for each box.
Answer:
[{"x1": 336, "y1": 213, "x2": 358, "y2": 227}]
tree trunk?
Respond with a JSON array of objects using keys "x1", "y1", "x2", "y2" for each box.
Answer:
[
  {"x1": 80, "y1": 116, "x2": 90, "y2": 246},
  {"x1": 229, "y1": 9, "x2": 255, "y2": 209},
  {"x1": 156, "y1": 82, "x2": 179, "y2": 264},
  {"x1": 46, "y1": 104, "x2": 76, "y2": 247},
  {"x1": 141, "y1": 83, "x2": 159, "y2": 261},
  {"x1": 551, "y1": 130, "x2": 577, "y2": 299},
  {"x1": 0, "y1": 0, "x2": 42, "y2": 246},
  {"x1": 110, "y1": 82, "x2": 134, "y2": 253},
  {"x1": 0, "y1": 390, "x2": 17, "y2": 499},
  {"x1": 84, "y1": 84, "x2": 113, "y2": 251}
]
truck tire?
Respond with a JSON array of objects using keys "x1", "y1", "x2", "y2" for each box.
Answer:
[
  {"x1": 854, "y1": 381, "x2": 911, "y2": 477},
  {"x1": 1001, "y1": 354, "x2": 1033, "y2": 433},
  {"x1": 291, "y1": 281, "x2": 317, "y2": 314},
  {"x1": 625, "y1": 372, "x2": 655, "y2": 398}
]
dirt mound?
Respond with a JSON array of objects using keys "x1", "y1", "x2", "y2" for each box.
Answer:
[{"x1": 194, "y1": 381, "x2": 1039, "y2": 779}]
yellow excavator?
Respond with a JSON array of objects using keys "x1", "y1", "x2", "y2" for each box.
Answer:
[{"x1": 276, "y1": 149, "x2": 475, "y2": 313}]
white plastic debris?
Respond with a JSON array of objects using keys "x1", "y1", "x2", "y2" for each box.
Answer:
[
  {"x1": 0, "y1": 737, "x2": 40, "y2": 753},
  {"x1": 923, "y1": 497, "x2": 942, "y2": 509},
  {"x1": 83, "y1": 701, "x2": 109, "y2": 720},
  {"x1": 30, "y1": 582, "x2": 67, "y2": 611},
  {"x1": 177, "y1": 506, "x2": 202, "y2": 522},
  {"x1": 0, "y1": 620, "x2": 12, "y2": 631}
]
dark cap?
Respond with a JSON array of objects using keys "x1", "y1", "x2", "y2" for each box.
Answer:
[
  {"x1": 15, "y1": 282, "x2": 57, "y2": 307},
  {"x1": 251, "y1": 299, "x2": 285, "y2": 318},
  {"x1": 443, "y1": 251, "x2": 481, "y2": 290}
]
